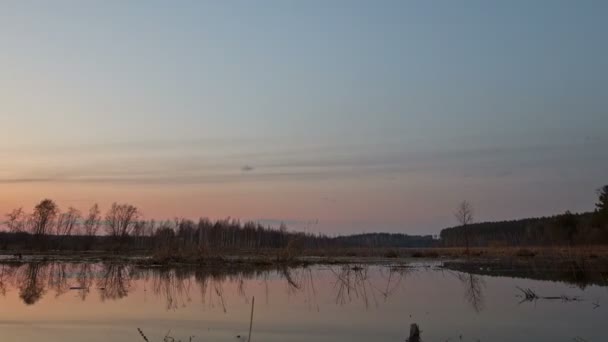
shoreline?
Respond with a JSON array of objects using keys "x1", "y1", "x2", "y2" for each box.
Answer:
[{"x1": 1, "y1": 245, "x2": 607, "y2": 266}]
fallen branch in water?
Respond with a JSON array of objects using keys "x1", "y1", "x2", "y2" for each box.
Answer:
[{"x1": 516, "y1": 286, "x2": 582, "y2": 303}]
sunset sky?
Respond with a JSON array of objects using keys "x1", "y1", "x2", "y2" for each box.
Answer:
[{"x1": 1, "y1": 1, "x2": 607, "y2": 234}]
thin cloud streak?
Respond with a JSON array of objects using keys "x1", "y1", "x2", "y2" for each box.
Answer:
[{"x1": 1, "y1": 139, "x2": 606, "y2": 185}]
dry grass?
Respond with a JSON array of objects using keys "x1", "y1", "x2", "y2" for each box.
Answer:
[{"x1": 397, "y1": 246, "x2": 608, "y2": 260}]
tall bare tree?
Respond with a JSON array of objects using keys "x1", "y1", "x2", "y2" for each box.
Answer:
[
  {"x1": 56, "y1": 207, "x2": 81, "y2": 236},
  {"x1": 82, "y1": 204, "x2": 101, "y2": 237},
  {"x1": 454, "y1": 200, "x2": 474, "y2": 252},
  {"x1": 31, "y1": 199, "x2": 59, "y2": 236},
  {"x1": 5, "y1": 208, "x2": 28, "y2": 233},
  {"x1": 105, "y1": 203, "x2": 139, "y2": 239}
]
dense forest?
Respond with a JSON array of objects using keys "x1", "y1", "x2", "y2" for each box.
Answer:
[
  {"x1": 332, "y1": 233, "x2": 434, "y2": 248},
  {"x1": 441, "y1": 186, "x2": 608, "y2": 247}
]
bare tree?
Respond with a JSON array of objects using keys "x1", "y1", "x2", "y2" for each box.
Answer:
[
  {"x1": 31, "y1": 199, "x2": 59, "y2": 236},
  {"x1": 56, "y1": 207, "x2": 81, "y2": 236},
  {"x1": 5, "y1": 208, "x2": 28, "y2": 233},
  {"x1": 105, "y1": 203, "x2": 139, "y2": 239},
  {"x1": 82, "y1": 204, "x2": 101, "y2": 237},
  {"x1": 454, "y1": 201, "x2": 474, "y2": 252}
]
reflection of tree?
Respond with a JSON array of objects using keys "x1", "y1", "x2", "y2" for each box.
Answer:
[
  {"x1": 326, "y1": 265, "x2": 410, "y2": 310},
  {"x1": 47, "y1": 263, "x2": 70, "y2": 297},
  {"x1": 457, "y1": 273, "x2": 485, "y2": 313},
  {"x1": 282, "y1": 267, "x2": 301, "y2": 294},
  {"x1": 278, "y1": 267, "x2": 319, "y2": 311},
  {"x1": 151, "y1": 268, "x2": 192, "y2": 310},
  {"x1": 75, "y1": 263, "x2": 94, "y2": 300},
  {"x1": 330, "y1": 265, "x2": 378, "y2": 309},
  {"x1": 378, "y1": 267, "x2": 409, "y2": 301},
  {"x1": 295, "y1": 268, "x2": 319, "y2": 311},
  {"x1": 0, "y1": 262, "x2": 412, "y2": 311},
  {"x1": 0, "y1": 264, "x2": 19, "y2": 296},
  {"x1": 98, "y1": 264, "x2": 132, "y2": 301},
  {"x1": 195, "y1": 271, "x2": 227, "y2": 313},
  {"x1": 18, "y1": 263, "x2": 46, "y2": 305}
]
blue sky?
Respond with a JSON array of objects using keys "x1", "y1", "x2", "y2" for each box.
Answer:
[{"x1": 1, "y1": 1, "x2": 607, "y2": 234}]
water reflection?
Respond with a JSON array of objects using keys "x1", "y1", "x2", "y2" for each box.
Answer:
[
  {"x1": 328, "y1": 265, "x2": 409, "y2": 309},
  {"x1": 98, "y1": 264, "x2": 132, "y2": 301},
  {"x1": 1, "y1": 260, "x2": 605, "y2": 311},
  {"x1": 0, "y1": 261, "x2": 605, "y2": 342},
  {"x1": 443, "y1": 258, "x2": 608, "y2": 289},
  {"x1": 456, "y1": 273, "x2": 486, "y2": 313},
  {"x1": 0, "y1": 262, "x2": 419, "y2": 311},
  {"x1": 19, "y1": 263, "x2": 46, "y2": 305}
]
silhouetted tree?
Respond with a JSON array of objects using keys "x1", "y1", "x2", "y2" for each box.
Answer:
[
  {"x1": 5, "y1": 208, "x2": 27, "y2": 233},
  {"x1": 83, "y1": 204, "x2": 101, "y2": 237},
  {"x1": 55, "y1": 207, "x2": 81, "y2": 236},
  {"x1": 31, "y1": 199, "x2": 58, "y2": 245},
  {"x1": 597, "y1": 185, "x2": 608, "y2": 211},
  {"x1": 594, "y1": 185, "x2": 608, "y2": 229},
  {"x1": 454, "y1": 201, "x2": 474, "y2": 251},
  {"x1": 105, "y1": 203, "x2": 139, "y2": 242}
]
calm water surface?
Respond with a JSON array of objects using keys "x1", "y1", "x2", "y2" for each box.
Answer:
[{"x1": 0, "y1": 261, "x2": 605, "y2": 341}]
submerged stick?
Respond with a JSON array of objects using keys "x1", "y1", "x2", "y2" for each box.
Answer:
[
  {"x1": 248, "y1": 296, "x2": 255, "y2": 342},
  {"x1": 136, "y1": 328, "x2": 150, "y2": 342}
]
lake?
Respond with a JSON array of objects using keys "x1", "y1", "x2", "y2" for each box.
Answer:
[{"x1": 0, "y1": 260, "x2": 605, "y2": 341}]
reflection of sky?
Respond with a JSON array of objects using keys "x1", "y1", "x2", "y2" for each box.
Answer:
[{"x1": 1, "y1": 1, "x2": 607, "y2": 234}]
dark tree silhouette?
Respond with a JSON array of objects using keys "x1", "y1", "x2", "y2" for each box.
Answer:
[
  {"x1": 105, "y1": 203, "x2": 139, "y2": 240},
  {"x1": 5, "y1": 208, "x2": 27, "y2": 233},
  {"x1": 596, "y1": 185, "x2": 608, "y2": 212},
  {"x1": 31, "y1": 199, "x2": 58, "y2": 236},
  {"x1": 56, "y1": 207, "x2": 81, "y2": 236},
  {"x1": 595, "y1": 185, "x2": 608, "y2": 229},
  {"x1": 454, "y1": 201, "x2": 474, "y2": 251}
]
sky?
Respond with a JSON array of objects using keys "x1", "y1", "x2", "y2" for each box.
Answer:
[{"x1": 1, "y1": 0, "x2": 607, "y2": 235}]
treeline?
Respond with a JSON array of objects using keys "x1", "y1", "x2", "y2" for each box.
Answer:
[
  {"x1": 441, "y1": 186, "x2": 608, "y2": 247},
  {"x1": 332, "y1": 233, "x2": 435, "y2": 248},
  {"x1": 1, "y1": 199, "x2": 430, "y2": 252}
]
